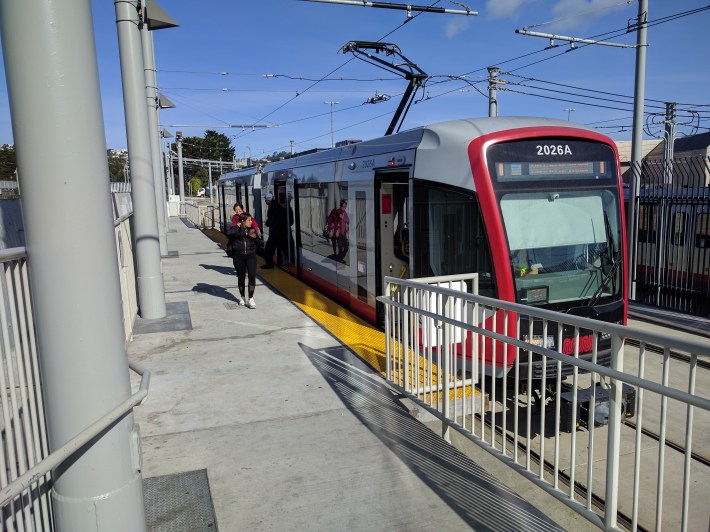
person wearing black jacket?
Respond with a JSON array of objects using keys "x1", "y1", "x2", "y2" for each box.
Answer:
[
  {"x1": 227, "y1": 212, "x2": 261, "y2": 309},
  {"x1": 262, "y1": 192, "x2": 288, "y2": 269}
]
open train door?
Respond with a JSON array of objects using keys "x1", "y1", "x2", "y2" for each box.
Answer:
[{"x1": 375, "y1": 171, "x2": 411, "y2": 326}]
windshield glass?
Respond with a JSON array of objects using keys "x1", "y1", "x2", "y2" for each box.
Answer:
[{"x1": 500, "y1": 189, "x2": 622, "y2": 305}]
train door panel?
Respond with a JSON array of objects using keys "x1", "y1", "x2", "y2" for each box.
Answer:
[
  {"x1": 376, "y1": 173, "x2": 410, "y2": 326},
  {"x1": 341, "y1": 184, "x2": 375, "y2": 321},
  {"x1": 285, "y1": 179, "x2": 299, "y2": 274}
]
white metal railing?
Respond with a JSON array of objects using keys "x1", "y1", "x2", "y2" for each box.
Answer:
[
  {"x1": 0, "y1": 248, "x2": 52, "y2": 530},
  {"x1": 1, "y1": 210, "x2": 146, "y2": 530},
  {"x1": 379, "y1": 275, "x2": 710, "y2": 531},
  {"x1": 182, "y1": 201, "x2": 217, "y2": 230}
]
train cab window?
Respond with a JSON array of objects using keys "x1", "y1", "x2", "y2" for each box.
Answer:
[
  {"x1": 696, "y1": 213, "x2": 710, "y2": 249},
  {"x1": 671, "y1": 212, "x2": 688, "y2": 246},
  {"x1": 413, "y1": 183, "x2": 497, "y2": 297}
]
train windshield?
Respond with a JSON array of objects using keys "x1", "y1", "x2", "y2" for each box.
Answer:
[{"x1": 488, "y1": 139, "x2": 622, "y2": 307}]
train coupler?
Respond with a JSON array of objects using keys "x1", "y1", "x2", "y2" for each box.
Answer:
[{"x1": 559, "y1": 382, "x2": 636, "y2": 432}]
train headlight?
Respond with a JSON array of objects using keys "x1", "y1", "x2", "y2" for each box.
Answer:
[{"x1": 523, "y1": 334, "x2": 556, "y2": 350}]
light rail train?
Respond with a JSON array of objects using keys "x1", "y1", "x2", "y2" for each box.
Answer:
[{"x1": 218, "y1": 116, "x2": 627, "y2": 380}]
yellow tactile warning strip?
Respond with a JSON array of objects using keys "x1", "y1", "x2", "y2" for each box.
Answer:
[
  {"x1": 206, "y1": 228, "x2": 477, "y2": 400},
  {"x1": 207, "y1": 228, "x2": 387, "y2": 370}
]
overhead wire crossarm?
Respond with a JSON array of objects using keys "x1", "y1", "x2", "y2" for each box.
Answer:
[
  {"x1": 515, "y1": 28, "x2": 636, "y2": 49},
  {"x1": 299, "y1": 0, "x2": 477, "y2": 16}
]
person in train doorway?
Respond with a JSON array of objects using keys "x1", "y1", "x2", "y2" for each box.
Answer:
[
  {"x1": 334, "y1": 200, "x2": 350, "y2": 263},
  {"x1": 232, "y1": 202, "x2": 260, "y2": 233},
  {"x1": 262, "y1": 192, "x2": 287, "y2": 269},
  {"x1": 227, "y1": 212, "x2": 260, "y2": 309}
]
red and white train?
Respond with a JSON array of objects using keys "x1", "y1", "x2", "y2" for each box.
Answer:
[{"x1": 218, "y1": 116, "x2": 627, "y2": 380}]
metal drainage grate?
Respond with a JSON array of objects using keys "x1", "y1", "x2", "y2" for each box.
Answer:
[
  {"x1": 143, "y1": 469, "x2": 218, "y2": 531},
  {"x1": 224, "y1": 302, "x2": 240, "y2": 310}
]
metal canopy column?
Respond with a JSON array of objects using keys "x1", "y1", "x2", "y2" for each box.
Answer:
[
  {"x1": 0, "y1": 0, "x2": 146, "y2": 529},
  {"x1": 115, "y1": 0, "x2": 167, "y2": 318}
]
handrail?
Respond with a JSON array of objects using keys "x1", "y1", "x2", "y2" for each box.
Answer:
[
  {"x1": 384, "y1": 276, "x2": 710, "y2": 359},
  {"x1": 0, "y1": 246, "x2": 27, "y2": 262},
  {"x1": 0, "y1": 361, "x2": 150, "y2": 507}
]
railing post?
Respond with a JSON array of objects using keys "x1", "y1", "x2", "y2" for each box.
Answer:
[
  {"x1": 402, "y1": 285, "x2": 410, "y2": 392},
  {"x1": 604, "y1": 332, "x2": 625, "y2": 529},
  {"x1": 442, "y1": 294, "x2": 451, "y2": 443},
  {"x1": 385, "y1": 280, "x2": 391, "y2": 381}
]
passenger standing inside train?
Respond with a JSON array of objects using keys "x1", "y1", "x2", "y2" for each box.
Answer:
[
  {"x1": 335, "y1": 200, "x2": 350, "y2": 263},
  {"x1": 262, "y1": 193, "x2": 287, "y2": 269},
  {"x1": 228, "y1": 212, "x2": 260, "y2": 308},
  {"x1": 231, "y1": 202, "x2": 260, "y2": 233}
]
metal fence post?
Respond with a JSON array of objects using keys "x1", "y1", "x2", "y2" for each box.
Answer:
[
  {"x1": 604, "y1": 333, "x2": 625, "y2": 529},
  {"x1": 442, "y1": 294, "x2": 451, "y2": 443}
]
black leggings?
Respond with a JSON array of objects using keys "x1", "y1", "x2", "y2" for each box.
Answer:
[{"x1": 232, "y1": 252, "x2": 257, "y2": 298}]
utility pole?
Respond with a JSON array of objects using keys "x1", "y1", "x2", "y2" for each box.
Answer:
[
  {"x1": 663, "y1": 102, "x2": 676, "y2": 185},
  {"x1": 208, "y1": 161, "x2": 213, "y2": 203},
  {"x1": 324, "y1": 101, "x2": 340, "y2": 147},
  {"x1": 626, "y1": 0, "x2": 648, "y2": 304},
  {"x1": 0, "y1": 0, "x2": 146, "y2": 528},
  {"x1": 565, "y1": 108, "x2": 576, "y2": 121},
  {"x1": 487, "y1": 67, "x2": 499, "y2": 118}
]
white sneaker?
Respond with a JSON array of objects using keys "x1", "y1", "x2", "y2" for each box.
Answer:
[
  {"x1": 247, "y1": 297, "x2": 256, "y2": 309},
  {"x1": 237, "y1": 297, "x2": 245, "y2": 306}
]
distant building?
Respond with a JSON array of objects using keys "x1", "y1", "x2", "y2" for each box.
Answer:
[{"x1": 614, "y1": 131, "x2": 710, "y2": 187}]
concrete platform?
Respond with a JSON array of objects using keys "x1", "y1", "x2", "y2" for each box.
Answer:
[{"x1": 130, "y1": 217, "x2": 569, "y2": 531}]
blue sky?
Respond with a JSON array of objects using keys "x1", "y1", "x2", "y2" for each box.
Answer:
[{"x1": 1, "y1": 1, "x2": 709, "y2": 159}]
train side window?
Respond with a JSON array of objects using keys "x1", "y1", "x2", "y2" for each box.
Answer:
[
  {"x1": 310, "y1": 183, "x2": 340, "y2": 259},
  {"x1": 637, "y1": 204, "x2": 657, "y2": 243},
  {"x1": 413, "y1": 182, "x2": 497, "y2": 298},
  {"x1": 695, "y1": 213, "x2": 710, "y2": 249},
  {"x1": 671, "y1": 212, "x2": 688, "y2": 246}
]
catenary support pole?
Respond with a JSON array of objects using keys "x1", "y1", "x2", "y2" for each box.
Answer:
[
  {"x1": 627, "y1": 0, "x2": 648, "y2": 301},
  {"x1": 487, "y1": 66, "x2": 499, "y2": 118},
  {"x1": 141, "y1": 25, "x2": 169, "y2": 257},
  {"x1": 0, "y1": 0, "x2": 146, "y2": 529},
  {"x1": 115, "y1": 0, "x2": 166, "y2": 318}
]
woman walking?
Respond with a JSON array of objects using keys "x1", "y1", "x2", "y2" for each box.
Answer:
[{"x1": 227, "y1": 212, "x2": 260, "y2": 309}]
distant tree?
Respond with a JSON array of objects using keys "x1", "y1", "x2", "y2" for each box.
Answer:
[
  {"x1": 107, "y1": 150, "x2": 127, "y2": 182},
  {"x1": 188, "y1": 176, "x2": 202, "y2": 196},
  {"x1": 173, "y1": 130, "x2": 234, "y2": 161},
  {"x1": 192, "y1": 167, "x2": 208, "y2": 188},
  {"x1": 0, "y1": 145, "x2": 17, "y2": 180}
]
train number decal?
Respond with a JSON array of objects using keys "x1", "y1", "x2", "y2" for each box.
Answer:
[{"x1": 537, "y1": 144, "x2": 572, "y2": 156}]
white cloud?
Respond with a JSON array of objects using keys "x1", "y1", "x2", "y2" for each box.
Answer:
[
  {"x1": 486, "y1": 0, "x2": 536, "y2": 20},
  {"x1": 444, "y1": 17, "x2": 472, "y2": 38},
  {"x1": 549, "y1": 0, "x2": 630, "y2": 31}
]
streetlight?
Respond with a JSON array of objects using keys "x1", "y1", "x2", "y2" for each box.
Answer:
[
  {"x1": 324, "y1": 101, "x2": 340, "y2": 148},
  {"x1": 565, "y1": 108, "x2": 576, "y2": 121}
]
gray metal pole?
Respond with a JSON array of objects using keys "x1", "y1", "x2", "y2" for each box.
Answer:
[
  {"x1": 0, "y1": 0, "x2": 146, "y2": 529},
  {"x1": 177, "y1": 134, "x2": 185, "y2": 208},
  {"x1": 115, "y1": 0, "x2": 166, "y2": 319},
  {"x1": 487, "y1": 66, "x2": 499, "y2": 117},
  {"x1": 208, "y1": 162, "x2": 213, "y2": 203},
  {"x1": 663, "y1": 102, "x2": 675, "y2": 185},
  {"x1": 627, "y1": 0, "x2": 648, "y2": 301},
  {"x1": 141, "y1": 25, "x2": 168, "y2": 257}
]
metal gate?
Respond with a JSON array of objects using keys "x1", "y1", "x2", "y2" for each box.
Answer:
[{"x1": 631, "y1": 155, "x2": 710, "y2": 317}]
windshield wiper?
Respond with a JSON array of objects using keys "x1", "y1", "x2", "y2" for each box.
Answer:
[{"x1": 587, "y1": 211, "x2": 619, "y2": 307}]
